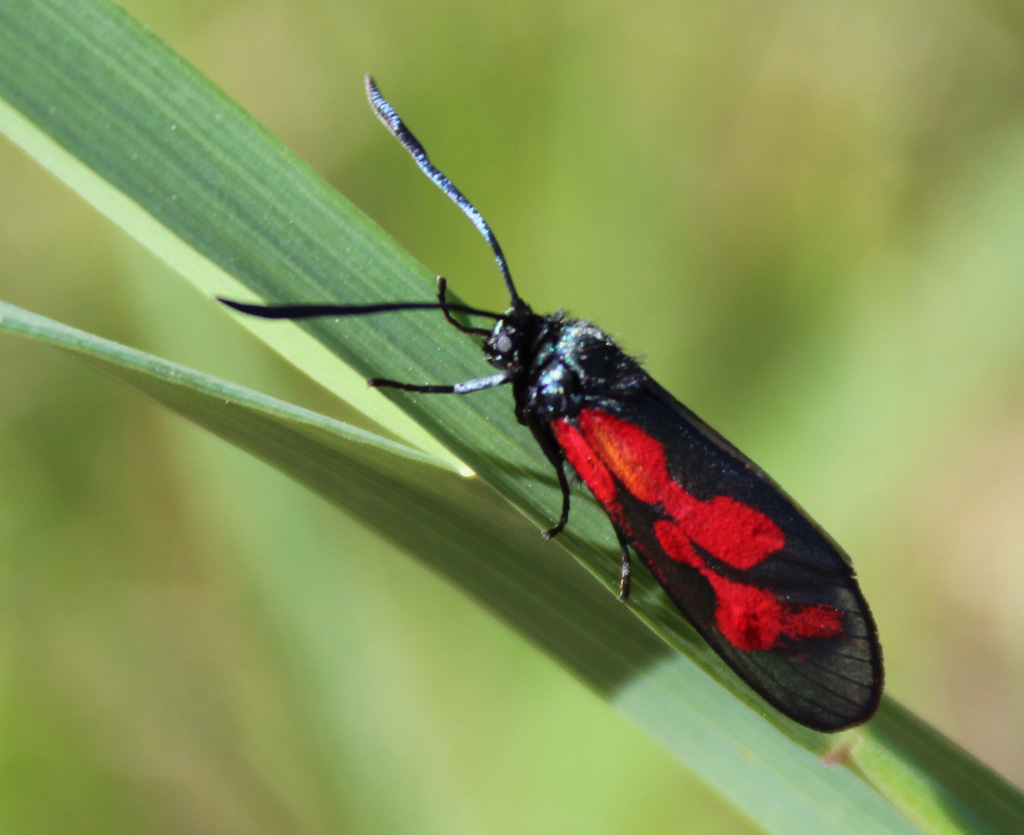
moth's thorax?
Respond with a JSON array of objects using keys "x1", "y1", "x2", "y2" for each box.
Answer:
[{"x1": 484, "y1": 305, "x2": 646, "y2": 424}]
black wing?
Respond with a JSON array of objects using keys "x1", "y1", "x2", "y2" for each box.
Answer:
[{"x1": 552, "y1": 382, "x2": 883, "y2": 731}]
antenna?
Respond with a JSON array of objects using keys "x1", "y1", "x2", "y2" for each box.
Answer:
[{"x1": 365, "y1": 75, "x2": 522, "y2": 307}]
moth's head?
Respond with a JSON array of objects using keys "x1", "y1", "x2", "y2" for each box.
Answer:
[{"x1": 483, "y1": 303, "x2": 537, "y2": 372}]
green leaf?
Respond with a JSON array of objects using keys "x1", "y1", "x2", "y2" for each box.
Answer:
[
  {"x1": 2, "y1": 1, "x2": 1023, "y2": 833},
  {"x1": 0, "y1": 300, "x2": 912, "y2": 835},
  {"x1": 0, "y1": 0, "x2": 460, "y2": 469}
]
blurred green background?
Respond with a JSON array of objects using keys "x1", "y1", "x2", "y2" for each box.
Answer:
[{"x1": 3, "y1": 0, "x2": 1024, "y2": 831}]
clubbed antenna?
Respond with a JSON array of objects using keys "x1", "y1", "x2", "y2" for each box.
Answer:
[{"x1": 365, "y1": 74, "x2": 522, "y2": 307}]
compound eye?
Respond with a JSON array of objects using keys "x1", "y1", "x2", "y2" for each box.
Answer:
[{"x1": 494, "y1": 333, "x2": 513, "y2": 355}]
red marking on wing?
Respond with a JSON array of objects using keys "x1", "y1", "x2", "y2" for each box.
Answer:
[
  {"x1": 655, "y1": 520, "x2": 842, "y2": 650},
  {"x1": 552, "y1": 409, "x2": 842, "y2": 651},
  {"x1": 551, "y1": 419, "x2": 618, "y2": 509}
]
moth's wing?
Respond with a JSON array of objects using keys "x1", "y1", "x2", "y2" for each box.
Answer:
[{"x1": 553, "y1": 384, "x2": 882, "y2": 731}]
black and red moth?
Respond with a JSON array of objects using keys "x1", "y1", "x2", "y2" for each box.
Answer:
[{"x1": 222, "y1": 76, "x2": 883, "y2": 731}]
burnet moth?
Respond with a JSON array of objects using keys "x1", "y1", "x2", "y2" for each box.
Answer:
[{"x1": 222, "y1": 76, "x2": 883, "y2": 731}]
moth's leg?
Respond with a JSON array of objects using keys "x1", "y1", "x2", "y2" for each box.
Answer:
[
  {"x1": 613, "y1": 525, "x2": 631, "y2": 601},
  {"x1": 528, "y1": 420, "x2": 571, "y2": 539},
  {"x1": 369, "y1": 372, "x2": 509, "y2": 394},
  {"x1": 436, "y1": 277, "x2": 491, "y2": 336}
]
